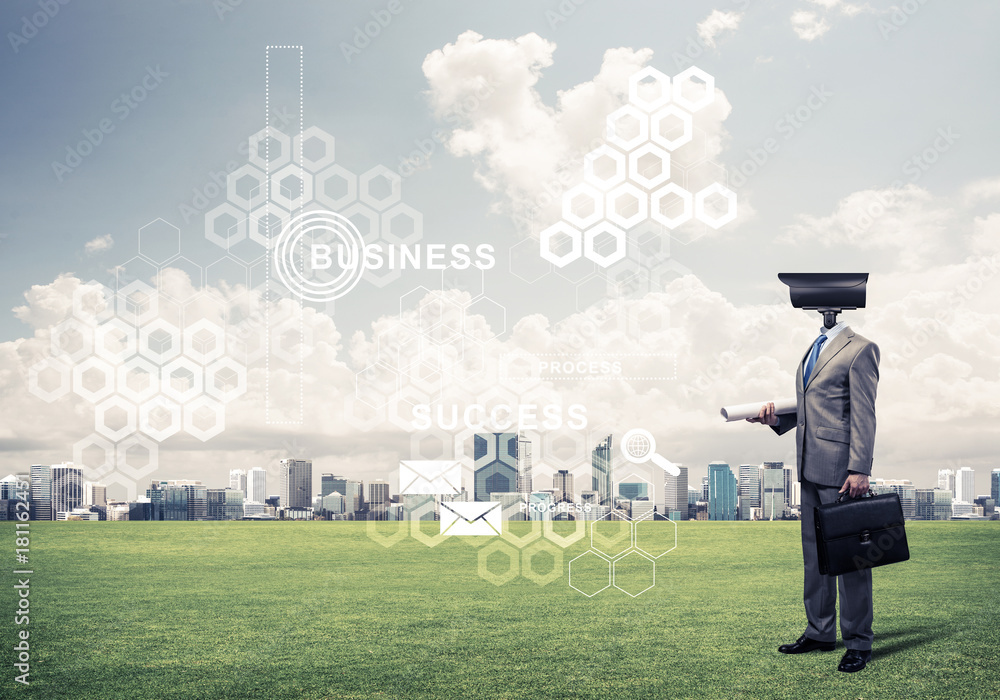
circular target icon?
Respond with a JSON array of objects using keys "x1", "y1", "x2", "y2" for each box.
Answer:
[{"x1": 273, "y1": 209, "x2": 365, "y2": 302}]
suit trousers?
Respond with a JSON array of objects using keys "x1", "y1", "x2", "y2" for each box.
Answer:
[{"x1": 799, "y1": 479, "x2": 874, "y2": 650}]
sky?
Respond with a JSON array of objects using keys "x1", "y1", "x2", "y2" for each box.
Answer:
[{"x1": 1, "y1": 0, "x2": 998, "y2": 503}]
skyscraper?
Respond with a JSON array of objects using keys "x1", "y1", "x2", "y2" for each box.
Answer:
[
  {"x1": 664, "y1": 465, "x2": 688, "y2": 521},
  {"x1": 473, "y1": 433, "x2": 518, "y2": 501},
  {"x1": 592, "y1": 434, "x2": 613, "y2": 507},
  {"x1": 701, "y1": 475, "x2": 710, "y2": 502},
  {"x1": 323, "y1": 475, "x2": 363, "y2": 514},
  {"x1": 783, "y1": 466, "x2": 795, "y2": 509},
  {"x1": 51, "y1": 463, "x2": 84, "y2": 518},
  {"x1": 29, "y1": 465, "x2": 52, "y2": 521},
  {"x1": 708, "y1": 462, "x2": 737, "y2": 521},
  {"x1": 737, "y1": 465, "x2": 760, "y2": 520},
  {"x1": 516, "y1": 433, "x2": 533, "y2": 494},
  {"x1": 761, "y1": 462, "x2": 785, "y2": 520},
  {"x1": 368, "y1": 479, "x2": 390, "y2": 520},
  {"x1": 247, "y1": 467, "x2": 266, "y2": 503},
  {"x1": 955, "y1": 467, "x2": 975, "y2": 503},
  {"x1": 553, "y1": 470, "x2": 574, "y2": 503},
  {"x1": 279, "y1": 459, "x2": 313, "y2": 509},
  {"x1": 992, "y1": 469, "x2": 999, "y2": 504},
  {"x1": 229, "y1": 469, "x2": 247, "y2": 496},
  {"x1": 937, "y1": 469, "x2": 956, "y2": 496},
  {"x1": 83, "y1": 482, "x2": 107, "y2": 507}
]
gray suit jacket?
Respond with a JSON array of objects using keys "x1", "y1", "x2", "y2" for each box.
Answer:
[{"x1": 772, "y1": 327, "x2": 880, "y2": 487}]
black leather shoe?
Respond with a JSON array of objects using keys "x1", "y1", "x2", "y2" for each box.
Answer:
[
  {"x1": 778, "y1": 635, "x2": 836, "y2": 654},
  {"x1": 838, "y1": 649, "x2": 872, "y2": 673}
]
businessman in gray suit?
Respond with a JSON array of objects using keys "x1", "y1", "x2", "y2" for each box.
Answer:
[{"x1": 748, "y1": 320, "x2": 880, "y2": 673}]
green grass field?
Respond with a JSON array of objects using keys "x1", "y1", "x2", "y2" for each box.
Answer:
[{"x1": 3, "y1": 520, "x2": 998, "y2": 699}]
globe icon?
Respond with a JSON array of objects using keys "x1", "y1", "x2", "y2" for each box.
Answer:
[{"x1": 626, "y1": 433, "x2": 651, "y2": 458}]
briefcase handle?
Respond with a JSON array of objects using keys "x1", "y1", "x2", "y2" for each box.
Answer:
[{"x1": 835, "y1": 488, "x2": 878, "y2": 504}]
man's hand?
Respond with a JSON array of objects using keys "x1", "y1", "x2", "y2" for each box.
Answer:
[
  {"x1": 746, "y1": 402, "x2": 779, "y2": 427},
  {"x1": 839, "y1": 473, "x2": 870, "y2": 498}
]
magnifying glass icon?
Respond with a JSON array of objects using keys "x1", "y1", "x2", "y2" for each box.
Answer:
[{"x1": 620, "y1": 428, "x2": 680, "y2": 476}]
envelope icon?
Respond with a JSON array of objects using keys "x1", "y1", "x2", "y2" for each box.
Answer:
[
  {"x1": 399, "y1": 460, "x2": 462, "y2": 496},
  {"x1": 440, "y1": 501, "x2": 502, "y2": 536}
]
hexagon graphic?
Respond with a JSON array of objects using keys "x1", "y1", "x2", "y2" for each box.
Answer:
[
  {"x1": 116, "y1": 280, "x2": 158, "y2": 326},
  {"x1": 315, "y1": 163, "x2": 357, "y2": 211},
  {"x1": 342, "y1": 201, "x2": 380, "y2": 244},
  {"x1": 73, "y1": 433, "x2": 115, "y2": 479},
  {"x1": 205, "y1": 357, "x2": 248, "y2": 403},
  {"x1": 115, "y1": 433, "x2": 159, "y2": 481},
  {"x1": 226, "y1": 163, "x2": 266, "y2": 211},
  {"x1": 205, "y1": 202, "x2": 248, "y2": 250},
  {"x1": 650, "y1": 105, "x2": 694, "y2": 151},
  {"x1": 94, "y1": 318, "x2": 137, "y2": 364},
  {"x1": 542, "y1": 517, "x2": 587, "y2": 548},
  {"x1": 605, "y1": 104, "x2": 649, "y2": 152},
  {"x1": 381, "y1": 203, "x2": 423, "y2": 246},
  {"x1": 248, "y1": 126, "x2": 292, "y2": 171},
  {"x1": 139, "y1": 319, "x2": 182, "y2": 364},
  {"x1": 583, "y1": 145, "x2": 627, "y2": 191},
  {"x1": 365, "y1": 517, "x2": 409, "y2": 549},
  {"x1": 562, "y1": 183, "x2": 604, "y2": 229},
  {"x1": 584, "y1": 222, "x2": 627, "y2": 267},
  {"x1": 183, "y1": 319, "x2": 226, "y2": 364},
  {"x1": 628, "y1": 143, "x2": 671, "y2": 190},
  {"x1": 116, "y1": 357, "x2": 160, "y2": 404},
  {"x1": 359, "y1": 165, "x2": 402, "y2": 211},
  {"x1": 161, "y1": 357, "x2": 205, "y2": 404},
  {"x1": 158, "y1": 257, "x2": 204, "y2": 304},
  {"x1": 269, "y1": 163, "x2": 314, "y2": 211},
  {"x1": 509, "y1": 237, "x2": 551, "y2": 284},
  {"x1": 293, "y1": 126, "x2": 336, "y2": 172},
  {"x1": 72, "y1": 281, "x2": 116, "y2": 324},
  {"x1": 477, "y1": 541, "x2": 520, "y2": 586},
  {"x1": 139, "y1": 397, "x2": 182, "y2": 442},
  {"x1": 629, "y1": 66, "x2": 671, "y2": 112},
  {"x1": 521, "y1": 540, "x2": 563, "y2": 586},
  {"x1": 591, "y1": 511, "x2": 634, "y2": 559},
  {"x1": 612, "y1": 549, "x2": 656, "y2": 597},
  {"x1": 343, "y1": 393, "x2": 386, "y2": 432},
  {"x1": 115, "y1": 256, "x2": 158, "y2": 291},
  {"x1": 94, "y1": 395, "x2": 138, "y2": 442},
  {"x1": 694, "y1": 183, "x2": 738, "y2": 229},
  {"x1": 606, "y1": 182, "x2": 649, "y2": 230},
  {"x1": 568, "y1": 550, "x2": 612, "y2": 597},
  {"x1": 651, "y1": 183, "x2": 694, "y2": 229},
  {"x1": 356, "y1": 363, "x2": 399, "y2": 410},
  {"x1": 634, "y1": 513, "x2": 678, "y2": 559},
  {"x1": 28, "y1": 356, "x2": 72, "y2": 403},
  {"x1": 138, "y1": 218, "x2": 181, "y2": 263},
  {"x1": 501, "y1": 517, "x2": 543, "y2": 549},
  {"x1": 50, "y1": 317, "x2": 94, "y2": 363},
  {"x1": 539, "y1": 221, "x2": 582, "y2": 268},
  {"x1": 248, "y1": 203, "x2": 288, "y2": 248},
  {"x1": 465, "y1": 296, "x2": 506, "y2": 341},
  {"x1": 183, "y1": 395, "x2": 225, "y2": 441},
  {"x1": 672, "y1": 66, "x2": 715, "y2": 112},
  {"x1": 72, "y1": 356, "x2": 115, "y2": 404}
]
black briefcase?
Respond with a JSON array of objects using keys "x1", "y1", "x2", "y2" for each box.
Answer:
[{"x1": 815, "y1": 490, "x2": 910, "y2": 576}]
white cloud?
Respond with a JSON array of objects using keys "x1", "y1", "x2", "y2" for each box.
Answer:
[
  {"x1": 696, "y1": 10, "x2": 743, "y2": 48},
  {"x1": 84, "y1": 233, "x2": 114, "y2": 255},
  {"x1": 791, "y1": 10, "x2": 831, "y2": 40}
]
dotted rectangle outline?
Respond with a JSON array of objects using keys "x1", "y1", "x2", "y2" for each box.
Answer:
[{"x1": 498, "y1": 353, "x2": 678, "y2": 381}]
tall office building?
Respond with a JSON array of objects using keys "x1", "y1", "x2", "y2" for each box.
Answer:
[
  {"x1": 229, "y1": 469, "x2": 247, "y2": 496},
  {"x1": 916, "y1": 488, "x2": 952, "y2": 520},
  {"x1": 51, "y1": 463, "x2": 84, "y2": 518},
  {"x1": 279, "y1": 459, "x2": 313, "y2": 509},
  {"x1": 29, "y1": 465, "x2": 52, "y2": 521},
  {"x1": 592, "y1": 434, "x2": 613, "y2": 507},
  {"x1": 738, "y1": 465, "x2": 760, "y2": 520},
  {"x1": 162, "y1": 480, "x2": 208, "y2": 520},
  {"x1": 783, "y1": 466, "x2": 795, "y2": 509},
  {"x1": 83, "y1": 482, "x2": 107, "y2": 507},
  {"x1": 207, "y1": 488, "x2": 244, "y2": 520},
  {"x1": 761, "y1": 462, "x2": 785, "y2": 520},
  {"x1": 992, "y1": 469, "x2": 1000, "y2": 504},
  {"x1": 553, "y1": 470, "x2": 574, "y2": 503},
  {"x1": 247, "y1": 467, "x2": 266, "y2": 503},
  {"x1": 323, "y1": 475, "x2": 364, "y2": 514},
  {"x1": 473, "y1": 433, "x2": 518, "y2": 501},
  {"x1": 368, "y1": 479, "x2": 390, "y2": 520},
  {"x1": 708, "y1": 462, "x2": 737, "y2": 521},
  {"x1": 664, "y1": 466, "x2": 688, "y2": 520},
  {"x1": 516, "y1": 433, "x2": 533, "y2": 494},
  {"x1": 937, "y1": 469, "x2": 956, "y2": 496},
  {"x1": 701, "y1": 475, "x2": 710, "y2": 502},
  {"x1": 955, "y1": 467, "x2": 975, "y2": 504}
]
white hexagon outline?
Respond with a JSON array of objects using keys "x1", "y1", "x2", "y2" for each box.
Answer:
[
  {"x1": 137, "y1": 218, "x2": 181, "y2": 264},
  {"x1": 628, "y1": 143, "x2": 672, "y2": 190},
  {"x1": 356, "y1": 362, "x2": 400, "y2": 410},
  {"x1": 694, "y1": 183, "x2": 738, "y2": 229},
  {"x1": 71, "y1": 356, "x2": 115, "y2": 404},
  {"x1": 205, "y1": 357, "x2": 248, "y2": 403},
  {"x1": 94, "y1": 318, "x2": 138, "y2": 364},
  {"x1": 584, "y1": 221, "x2": 628, "y2": 268},
  {"x1": 501, "y1": 515, "x2": 544, "y2": 549},
  {"x1": 477, "y1": 540, "x2": 520, "y2": 586},
  {"x1": 341, "y1": 201, "x2": 380, "y2": 245},
  {"x1": 183, "y1": 395, "x2": 225, "y2": 442},
  {"x1": 73, "y1": 432, "x2": 115, "y2": 479},
  {"x1": 248, "y1": 126, "x2": 292, "y2": 171},
  {"x1": 381, "y1": 203, "x2": 423, "y2": 246},
  {"x1": 116, "y1": 356, "x2": 160, "y2": 404},
  {"x1": 583, "y1": 145, "x2": 627, "y2": 191},
  {"x1": 183, "y1": 318, "x2": 226, "y2": 365},
  {"x1": 94, "y1": 395, "x2": 138, "y2": 442},
  {"x1": 672, "y1": 66, "x2": 715, "y2": 113},
  {"x1": 359, "y1": 165, "x2": 402, "y2": 211},
  {"x1": 248, "y1": 203, "x2": 289, "y2": 248},
  {"x1": 611, "y1": 548, "x2": 657, "y2": 597},
  {"x1": 651, "y1": 183, "x2": 694, "y2": 229},
  {"x1": 314, "y1": 163, "x2": 358, "y2": 211},
  {"x1": 28, "y1": 356, "x2": 72, "y2": 403},
  {"x1": 568, "y1": 550, "x2": 612, "y2": 597},
  {"x1": 539, "y1": 221, "x2": 583, "y2": 268},
  {"x1": 139, "y1": 397, "x2": 182, "y2": 442},
  {"x1": 114, "y1": 432, "x2": 159, "y2": 481},
  {"x1": 408, "y1": 498, "x2": 448, "y2": 548},
  {"x1": 293, "y1": 126, "x2": 336, "y2": 172},
  {"x1": 605, "y1": 104, "x2": 649, "y2": 151},
  {"x1": 226, "y1": 163, "x2": 267, "y2": 211},
  {"x1": 562, "y1": 183, "x2": 605, "y2": 230},
  {"x1": 138, "y1": 319, "x2": 182, "y2": 364},
  {"x1": 590, "y1": 510, "x2": 634, "y2": 559},
  {"x1": 50, "y1": 317, "x2": 95, "y2": 364},
  {"x1": 269, "y1": 163, "x2": 314, "y2": 211},
  {"x1": 633, "y1": 510, "x2": 679, "y2": 560},
  {"x1": 205, "y1": 202, "x2": 248, "y2": 250},
  {"x1": 160, "y1": 357, "x2": 205, "y2": 404},
  {"x1": 465, "y1": 296, "x2": 507, "y2": 342},
  {"x1": 605, "y1": 182, "x2": 650, "y2": 230},
  {"x1": 628, "y1": 66, "x2": 671, "y2": 112},
  {"x1": 650, "y1": 104, "x2": 694, "y2": 151},
  {"x1": 72, "y1": 281, "x2": 116, "y2": 324},
  {"x1": 116, "y1": 280, "x2": 159, "y2": 327}
]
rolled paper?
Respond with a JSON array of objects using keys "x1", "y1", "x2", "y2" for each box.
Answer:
[{"x1": 720, "y1": 397, "x2": 797, "y2": 422}]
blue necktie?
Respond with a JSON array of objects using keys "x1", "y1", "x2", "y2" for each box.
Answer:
[{"x1": 802, "y1": 333, "x2": 828, "y2": 387}]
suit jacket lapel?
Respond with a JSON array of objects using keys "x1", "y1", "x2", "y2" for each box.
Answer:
[{"x1": 805, "y1": 328, "x2": 853, "y2": 389}]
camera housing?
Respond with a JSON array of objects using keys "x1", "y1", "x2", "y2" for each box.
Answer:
[{"x1": 778, "y1": 272, "x2": 868, "y2": 329}]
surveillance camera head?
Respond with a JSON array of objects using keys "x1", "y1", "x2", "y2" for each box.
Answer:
[{"x1": 778, "y1": 273, "x2": 868, "y2": 329}]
